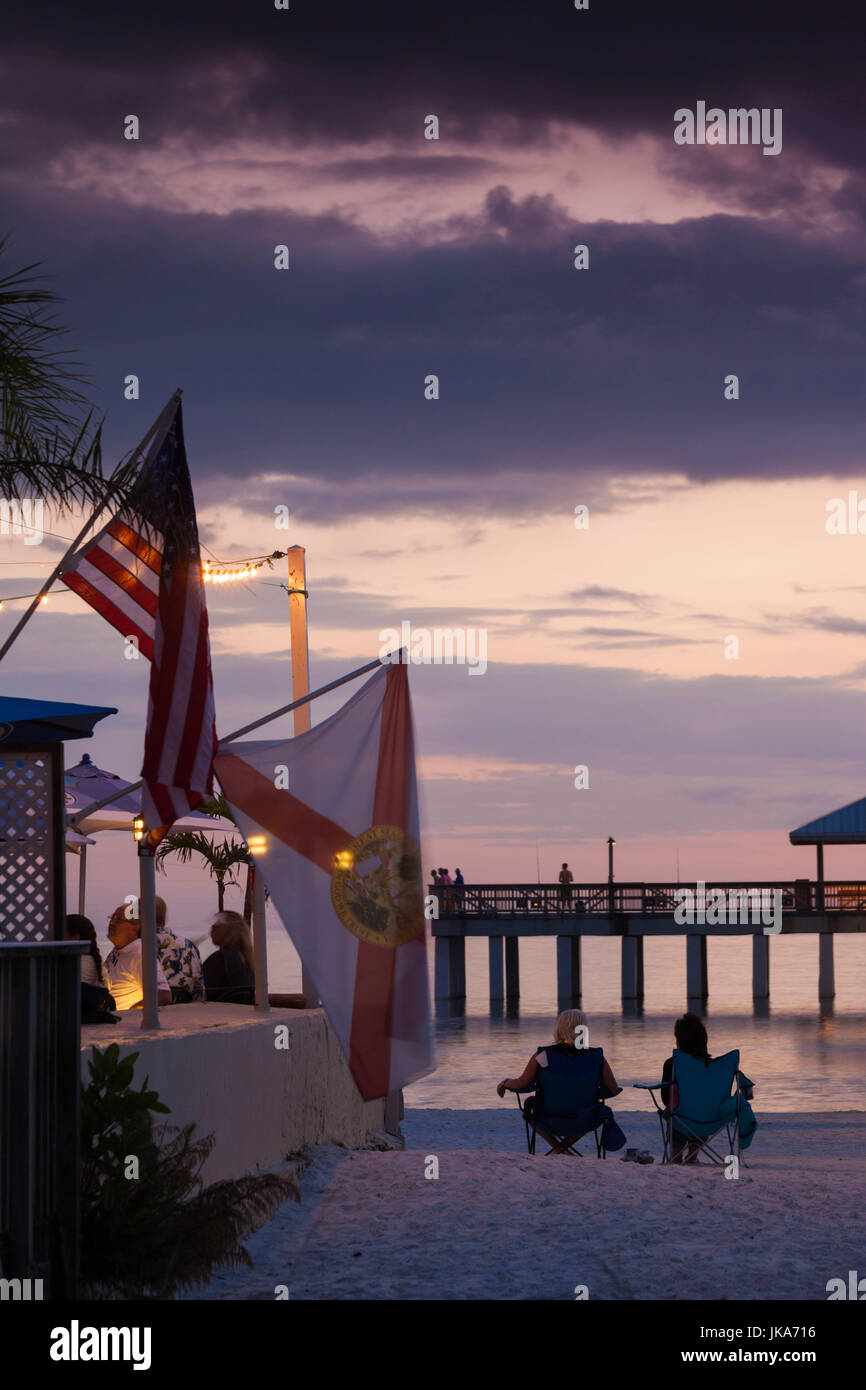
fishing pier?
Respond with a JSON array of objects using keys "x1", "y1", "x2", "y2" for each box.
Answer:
[{"x1": 429, "y1": 879, "x2": 866, "y2": 1004}]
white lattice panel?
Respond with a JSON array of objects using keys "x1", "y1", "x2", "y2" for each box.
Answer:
[{"x1": 0, "y1": 752, "x2": 55, "y2": 941}]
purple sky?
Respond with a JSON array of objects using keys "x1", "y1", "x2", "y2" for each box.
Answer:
[{"x1": 2, "y1": 0, "x2": 866, "y2": 892}]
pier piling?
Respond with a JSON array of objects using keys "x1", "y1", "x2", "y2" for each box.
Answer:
[
  {"x1": 621, "y1": 936, "x2": 644, "y2": 1001},
  {"x1": 556, "y1": 935, "x2": 582, "y2": 1002},
  {"x1": 489, "y1": 936, "x2": 504, "y2": 1001},
  {"x1": 752, "y1": 933, "x2": 770, "y2": 1000},
  {"x1": 505, "y1": 937, "x2": 520, "y2": 998},
  {"x1": 686, "y1": 935, "x2": 708, "y2": 1001},
  {"x1": 818, "y1": 933, "x2": 835, "y2": 998},
  {"x1": 434, "y1": 937, "x2": 466, "y2": 1000}
]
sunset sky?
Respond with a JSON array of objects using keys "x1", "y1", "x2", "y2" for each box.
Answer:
[{"x1": 3, "y1": 1, "x2": 866, "y2": 896}]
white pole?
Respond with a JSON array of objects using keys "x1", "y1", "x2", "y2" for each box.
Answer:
[
  {"x1": 287, "y1": 546, "x2": 310, "y2": 738},
  {"x1": 138, "y1": 847, "x2": 160, "y2": 1029},
  {"x1": 77, "y1": 844, "x2": 87, "y2": 915},
  {"x1": 252, "y1": 865, "x2": 270, "y2": 1014},
  {"x1": 287, "y1": 545, "x2": 318, "y2": 1009}
]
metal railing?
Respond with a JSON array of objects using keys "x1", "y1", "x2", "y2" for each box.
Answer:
[{"x1": 429, "y1": 880, "x2": 866, "y2": 919}]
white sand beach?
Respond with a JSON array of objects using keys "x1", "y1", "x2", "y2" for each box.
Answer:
[{"x1": 185, "y1": 1108, "x2": 866, "y2": 1301}]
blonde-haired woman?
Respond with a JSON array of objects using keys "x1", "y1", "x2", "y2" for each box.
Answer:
[
  {"x1": 496, "y1": 1009, "x2": 623, "y2": 1153},
  {"x1": 203, "y1": 910, "x2": 306, "y2": 1009}
]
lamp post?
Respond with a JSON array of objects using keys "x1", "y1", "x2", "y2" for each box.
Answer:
[{"x1": 607, "y1": 837, "x2": 616, "y2": 915}]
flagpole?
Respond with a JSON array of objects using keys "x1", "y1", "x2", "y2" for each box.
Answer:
[
  {"x1": 286, "y1": 545, "x2": 316, "y2": 1006},
  {"x1": 218, "y1": 651, "x2": 401, "y2": 744},
  {"x1": 252, "y1": 866, "x2": 270, "y2": 1014},
  {"x1": 70, "y1": 650, "x2": 405, "y2": 827},
  {"x1": 0, "y1": 390, "x2": 183, "y2": 666},
  {"x1": 0, "y1": 488, "x2": 124, "y2": 665},
  {"x1": 138, "y1": 842, "x2": 161, "y2": 1030}
]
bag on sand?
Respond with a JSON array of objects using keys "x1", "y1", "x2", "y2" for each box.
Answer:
[{"x1": 601, "y1": 1111, "x2": 627, "y2": 1152}]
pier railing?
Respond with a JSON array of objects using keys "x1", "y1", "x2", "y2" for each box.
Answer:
[{"x1": 430, "y1": 880, "x2": 866, "y2": 918}]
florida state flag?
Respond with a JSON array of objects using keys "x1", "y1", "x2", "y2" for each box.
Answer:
[{"x1": 213, "y1": 663, "x2": 434, "y2": 1100}]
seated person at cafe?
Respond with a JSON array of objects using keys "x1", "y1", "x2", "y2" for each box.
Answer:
[
  {"x1": 66, "y1": 913, "x2": 105, "y2": 986},
  {"x1": 104, "y1": 903, "x2": 172, "y2": 1011},
  {"x1": 155, "y1": 895, "x2": 204, "y2": 1001},
  {"x1": 203, "y1": 910, "x2": 306, "y2": 1007},
  {"x1": 203, "y1": 910, "x2": 255, "y2": 1002}
]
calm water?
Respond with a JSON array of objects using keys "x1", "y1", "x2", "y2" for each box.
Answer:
[{"x1": 262, "y1": 925, "x2": 866, "y2": 1112}]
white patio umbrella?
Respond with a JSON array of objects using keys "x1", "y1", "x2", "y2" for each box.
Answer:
[{"x1": 65, "y1": 753, "x2": 237, "y2": 913}]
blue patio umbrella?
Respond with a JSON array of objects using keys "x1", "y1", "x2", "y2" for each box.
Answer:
[{"x1": 0, "y1": 697, "x2": 117, "y2": 744}]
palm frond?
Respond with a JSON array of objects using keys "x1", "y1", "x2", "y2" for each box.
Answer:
[
  {"x1": 155, "y1": 828, "x2": 251, "y2": 879},
  {"x1": 197, "y1": 792, "x2": 236, "y2": 822},
  {"x1": 0, "y1": 233, "x2": 142, "y2": 513}
]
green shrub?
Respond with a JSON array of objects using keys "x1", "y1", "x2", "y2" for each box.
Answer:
[{"x1": 80, "y1": 1043, "x2": 298, "y2": 1298}]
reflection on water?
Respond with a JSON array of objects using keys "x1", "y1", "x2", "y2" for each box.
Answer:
[{"x1": 267, "y1": 922, "x2": 866, "y2": 1111}]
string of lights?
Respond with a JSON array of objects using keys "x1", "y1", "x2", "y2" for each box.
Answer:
[{"x1": 0, "y1": 549, "x2": 290, "y2": 607}]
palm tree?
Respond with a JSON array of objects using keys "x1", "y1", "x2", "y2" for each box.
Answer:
[
  {"x1": 155, "y1": 793, "x2": 253, "y2": 912},
  {"x1": 0, "y1": 234, "x2": 139, "y2": 509}
]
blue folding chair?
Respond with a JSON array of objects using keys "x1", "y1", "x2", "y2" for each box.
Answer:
[
  {"x1": 515, "y1": 1046, "x2": 620, "y2": 1156},
  {"x1": 634, "y1": 1048, "x2": 756, "y2": 1167}
]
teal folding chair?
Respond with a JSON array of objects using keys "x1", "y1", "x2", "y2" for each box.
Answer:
[{"x1": 634, "y1": 1048, "x2": 754, "y2": 1167}]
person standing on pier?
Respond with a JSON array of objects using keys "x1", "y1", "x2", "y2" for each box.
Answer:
[
  {"x1": 453, "y1": 867, "x2": 465, "y2": 907},
  {"x1": 558, "y1": 862, "x2": 574, "y2": 917}
]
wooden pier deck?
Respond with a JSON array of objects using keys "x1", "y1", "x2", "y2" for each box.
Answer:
[{"x1": 428, "y1": 880, "x2": 866, "y2": 1003}]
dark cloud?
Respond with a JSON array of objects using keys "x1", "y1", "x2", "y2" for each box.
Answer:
[
  {"x1": 3, "y1": 2, "x2": 862, "y2": 178},
  {"x1": 2, "y1": 184, "x2": 861, "y2": 524}
]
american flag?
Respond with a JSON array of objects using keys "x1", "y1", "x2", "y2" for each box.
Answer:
[{"x1": 61, "y1": 399, "x2": 217, "y2": 844}]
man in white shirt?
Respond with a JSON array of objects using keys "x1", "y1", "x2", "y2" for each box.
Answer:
[{"x1": 104, "y1": 904, "x2": 172, "y2": 1011}]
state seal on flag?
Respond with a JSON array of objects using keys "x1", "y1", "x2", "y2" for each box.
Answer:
[{"x1": 331, "y1": 824, "x2": 423, "y2": 948}]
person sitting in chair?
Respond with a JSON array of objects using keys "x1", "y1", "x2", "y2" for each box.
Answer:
[
  {"x1": 104, "y1": 905, "x2": 172, "y2": 1011},
  {"x1": 203, "y1": 911, "x2": 306, "y2": 1008},
  {"x1": 496, "y1": 1009, "x2": 621, "y2": 1152},
  {"x1": 660, "y1": 1012, "x2": 755, "y2": 1163}
]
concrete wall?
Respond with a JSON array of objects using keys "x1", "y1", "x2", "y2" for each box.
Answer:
[{"x1": 80, "y1": 1005, "x2": 388, "y2": 1182}]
